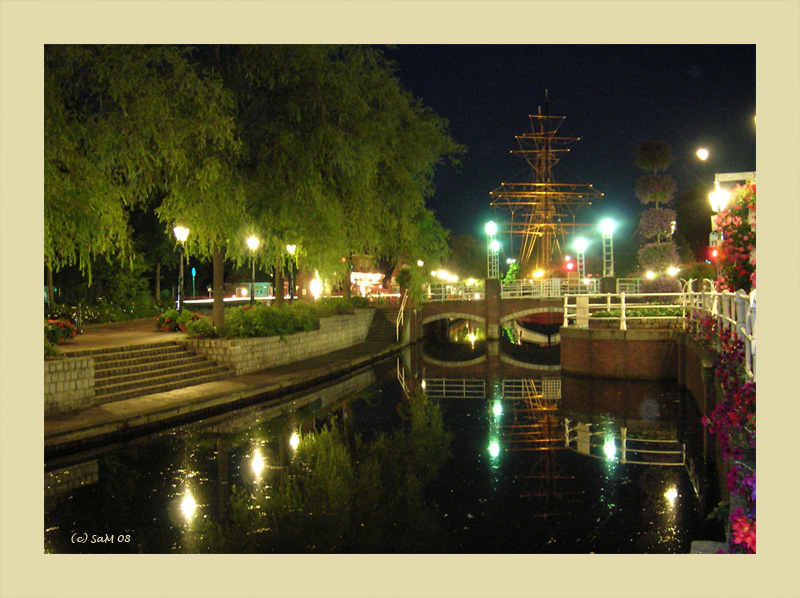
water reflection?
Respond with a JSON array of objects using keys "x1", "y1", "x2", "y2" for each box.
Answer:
[{"x1": 44, "y1": 339, "x2": 717, "y2": 553}]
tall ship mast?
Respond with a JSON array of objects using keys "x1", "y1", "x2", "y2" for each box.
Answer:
[{"x1": 489, "y1": 92, "x2": 603, "y2": 276}]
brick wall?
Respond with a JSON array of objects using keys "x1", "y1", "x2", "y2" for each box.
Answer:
[
  {"x1": 185, "y1": 309, "x2": 375, "y2": 376},
  {"x1": 45, "y1": 356, "x2": 95, "y2": 415},
  {"x1": 560, "y1": 328, "x2": 678, "y2": 380}
]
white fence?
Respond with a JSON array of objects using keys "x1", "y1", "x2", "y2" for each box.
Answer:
[
  {"x1": 426, "y1": 281, "x2": 485, "y2": 302},
  {"x1": 501, "y1": 278, "x2": 598, "y2": 298},
  {"x1": 501, "y1": 378, "x2": 562, "y2": 399},
  {"x1": 422, "y1": 378, "x2": 486, "y2": 399},
  {"x1": 562, "y1": 279, "x2": 756, "y2": 381}
]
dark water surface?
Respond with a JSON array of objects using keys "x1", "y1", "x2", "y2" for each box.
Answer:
[{"x1": 44, "y1": 341, "x2": 719, "y2": 553}]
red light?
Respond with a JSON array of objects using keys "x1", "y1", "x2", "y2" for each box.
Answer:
[{"x1": 711, "y1": 248, "x2": 719, "y2": 259}]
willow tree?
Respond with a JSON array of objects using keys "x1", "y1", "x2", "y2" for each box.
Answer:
[
  {"x1": 44, "y1": 45, "x2": 240, "y2": 310},
  {"x1": 203, "y1": 45, "x2": 461, "y2": 303}
]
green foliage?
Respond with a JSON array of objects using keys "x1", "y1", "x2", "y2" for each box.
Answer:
[
  {"x1": 155, "y1": 309, "x2": 200, "y2": 332},
  {"x1": 634, "y1": 141, "x2": 674, "y2": 174},
  {"x1": 395, "y1": 268, "x2": 412, "y2": 287},
  {"x1": 638, "y1": 240, "x2": 679, "y2": 273},
  {"x1": 504, "y1": 261, "x2": 520, "y2": 282},
  {"x1": 45, "y1": 319, "x2": 76, "y2": 344},
  {"x1": 44, "y1": 337, "x2": 61, "y2": 360},
  {"x1": 45, "y1": 45, "x2": 240, "y2": 279},
  {"x1": 591, "y1": 306, "x2": 684, "y2": 318},
  {"x1": 186, "y1": 316, "x2": 217, "y2": 338}
]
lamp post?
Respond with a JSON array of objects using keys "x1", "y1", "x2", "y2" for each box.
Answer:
[
  {"x1": 286, "y1": 244, "x2": 297, "y2": 302},
  {"x1": 599, "y1": 218, "x2": 616, "y2": 277},
  {"x1": 173, "y1": 226, "x2": 190, "y2": 313},
  {"x1": 485, "y1": 221, "x2": 500, "y2": 279},
  {"x1": 573, "y1": 237, "x2": 588, "y2": 282},
  {"x1": 247, "y1": 236, "x2": 260, "y2": 307}
]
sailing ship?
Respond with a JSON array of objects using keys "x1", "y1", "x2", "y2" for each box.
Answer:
[{"x1": 489, "y1": 92, "x2": 603, "y2": 277}]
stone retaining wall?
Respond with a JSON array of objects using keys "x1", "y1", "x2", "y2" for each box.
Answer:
[
  {"x1": 560, "y1": 327, "x2": 678, "y2": 380},
  {"x1": 184, "y1": 309, "x2": 375, "y2": 376},
  {"x1": 45, "y1": 357, "x2": 95, "y2": 415}
]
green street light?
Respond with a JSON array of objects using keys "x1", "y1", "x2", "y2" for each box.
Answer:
[{"x1": 485, "y1": 221, "x2": 497, "y2": 236}]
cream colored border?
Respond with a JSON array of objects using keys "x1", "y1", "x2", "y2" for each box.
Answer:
[{"x1": 2, "y1": 2, "x2": 797, "y2": 597}]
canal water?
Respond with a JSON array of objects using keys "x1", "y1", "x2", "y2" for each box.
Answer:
[{"x1": 44, "y1": 330, "x2": 721, "y2": 554}]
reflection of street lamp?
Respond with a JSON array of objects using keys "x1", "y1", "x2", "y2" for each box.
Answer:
[
  {"x1": 598, "y1": 218, "x2": 616, "y2": 277},
  {"x1": 485, "y1": 221, "x2": 499, "y2": 279},
  {"x1": 246, "y1": 236, "x2": 259, "y2": 307},
  {"x1": 573, "y1": 237, "x2": 588, "y2": 280},
  {"x1": 173, "y1": 226, "x2": 190, "y2": 313},
  {"x1": 286, "y1": 244, "x2": 296, "y2": 302}
]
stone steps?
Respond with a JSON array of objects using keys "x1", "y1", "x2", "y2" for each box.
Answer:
[
  {"x1": 368, "y1": 307, "x2": 401, "y2": 342},
  {"x1": 89, "y1": 342, "x2": 233, "y2": 403}
]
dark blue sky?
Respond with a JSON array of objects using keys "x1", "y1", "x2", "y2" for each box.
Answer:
[{"x1": 385, "y1": 44, "x2": 756, "y2": 244}]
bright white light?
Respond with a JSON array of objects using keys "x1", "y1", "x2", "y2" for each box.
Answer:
[
  {"x1": 573, "y1": 237, "x2": 589, "y2": 253},
  {"x1": 696, "y1": 148, "x2": 709, "y2": 161},
  {"x1": 240, "y1": 288, "x2": 249, "y2": 297},
  {"x1": 474, "y1": 293, "x2": 481, "y2": 300},
  {"x1": 416, "y1": 260, "x2": 424, "y2": 267},
  {"x1": 667, "y1": 266, "x2": 680, "y2": 276},
  {"x1": 489, "y1": 239, "x2": 501, "y2": 252},
  {"x1": 466, "y1": 278, "x2": 476, "y2": 286},
  {"x1": 532, "y1": 269, "x2": 544, "y2": 279},
  {"x1": 488, "y1": 441, "x2": 500, "y2": 458},
  {"x1": 645, "y1": 271, "x2": 656, "y2": 280},
  {"x1": 564, "y1": 255, "x2": 572, "y2": 262},
  {"x1": 251, "y1": 449, "x2": 265, "y2": 477},
  {"x1": 506, "y1": 258, "x2": 516, "y2": 264},
  {"x1": 430, "y1": 271, "x2": 438, "y2": 277},
  {"x1": 310, "y1": 276, "x2": 323, "y2": 299},
  {"x1": 485, "y1": 221, "x2": 497, "y2": 236},
  {"x1": 286, "y1": 244, "x2": 297, "y2": 255},
  {"x1": 421, "y1": 380, "x2": 427, "y2": 390},
  {"x1": 599, "y1": 218, "x2": 616, "y2": 236},
  {"x1": 664, "y1": 487, "x2": 678, "y2": 503},
  {"x1": 708, "y1": 184, "x2": 731, "y2": 213},
  {"x1": 289, "y1": 432, "x2": 300, "y2": 451},
  {"x1": 670, "y1": 220, "x2": 677, "y2": 235},
  {"x1": 603, "y1": 437, "x2": 617, "y2": 460},
  {"x1": 492, "y1": 401, "x2": 503, "y2": 417},
  {"x1": 173, "y1": 226, "x2": 190, "y2": 243},
  {"x1": 246, "y1": 235, "x2": 260, "y2": 251},
  {"x1": 180, "y1": 490, "x2": 197, "y2": 520},
  {"x1": 583, "y1": 278, "x2": 591, "y2": 285}
]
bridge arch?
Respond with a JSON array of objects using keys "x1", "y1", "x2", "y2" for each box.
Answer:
[
  {"x1": 499, "y1": 305, "x2": 564, "y2": 326},
  {"x1": 421, "y1": 312, "x2": 487, "y2": 328}
]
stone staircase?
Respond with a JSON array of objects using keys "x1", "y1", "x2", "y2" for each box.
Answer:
[
  {"x1": 368, "y1": 306, "x2": 402, "y2": 343},
  {"x1": 86, "y1": 342, "x2": 233, "y2": 403}
]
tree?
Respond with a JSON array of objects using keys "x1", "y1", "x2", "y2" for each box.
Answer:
[
  {"x1": 633, "y1": 141, "x2": 680, "y2": 285},
  {"x1": 45, "y1": 45, "x2": 241, "y2": 313}
]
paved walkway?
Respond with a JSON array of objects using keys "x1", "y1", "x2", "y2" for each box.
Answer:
[{"x1": 46, "y1": 319, "x2": 402, "y2": 455}]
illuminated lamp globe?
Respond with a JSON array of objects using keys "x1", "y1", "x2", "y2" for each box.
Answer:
[
  {"x1": 708, "y1": 185, "x2": 731, "y2": 213},
  {"x1": 246, "y1": 235, "x2": 260, "y2": 251},
  {"x1": 599, "y1": 218, "x2": 616, "y2": 237},
  {"x1": 286, "y1": 244, "x2": 297, "y2": 256},
  {"x1": 484, "y1": 221, "x2": 497, "y2": 236},
  {"x1": 489, "y1": 239, "x2": 501, "y2": 252},
  {"x1": 696, "y1": 148, "x2": 709, "y2": 161},
  {"x1": 173, "y1": 226, "x2": 190, "y2": 243},
  {"x1": 573, "y1": 237, "x2": 589, "y2": 254}
]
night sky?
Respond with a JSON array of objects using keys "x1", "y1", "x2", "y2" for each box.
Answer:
[{"x1": 384, "y1": 44, "x2": 756, "y2": 249}]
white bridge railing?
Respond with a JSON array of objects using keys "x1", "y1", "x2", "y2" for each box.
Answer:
[
  {"x1": 501, "y1": 278, "x2": 598, "y2": 298},
  {"x1": 426, "y1": 281, "x2": 484, "y2": 302},
  {"x1": 564, "y1": 420, "x2": 686, "y2": 466},
  {"x1": 562, "y1": 279, "x2": 756, "y2": 381}
]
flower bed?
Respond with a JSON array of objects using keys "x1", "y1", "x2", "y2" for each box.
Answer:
[{"x1": 154, "y1": 309, "x2": 200, "y2": 332}]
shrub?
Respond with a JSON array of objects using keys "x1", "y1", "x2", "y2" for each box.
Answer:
[
  {"x1": 186, "y1": 316, "x2": 217, "y2": 338},
  {"x1": 155, "y1": 309, "x2": 200, "y2": 332},
  {"x1": 45, "y1": 319, "x2": 77, "y2": 344}
]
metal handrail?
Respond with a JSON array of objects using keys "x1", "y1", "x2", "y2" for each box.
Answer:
[{"x1": 396, "y1": 288, "x2": 409, "y2": 342}]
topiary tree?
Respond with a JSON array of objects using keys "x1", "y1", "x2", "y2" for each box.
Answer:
[{"x1": 633, "y1": 142, "x2": 680, "y2": 282}]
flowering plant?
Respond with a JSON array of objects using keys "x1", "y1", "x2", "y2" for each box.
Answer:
[
  {"x1": 692, "y1": 316, "x2": 756, "y2": 553},
  {"x1": 45, "y1": 318, "x2": 77, "y2": 344},
  {"x1": 638, "y1": 207, "x2": 677, "y2": 241},
  {"x1": 155, "y1": 309, "x2": 200, "y2": 332},
  {"x1": 715, "y1": 184, "x2": 755, "y2": 293}
]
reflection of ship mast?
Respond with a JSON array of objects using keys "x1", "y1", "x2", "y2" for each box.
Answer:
[
  {"x1": 490, "y1": 91, "x2": 603, "y2": 276},
  {"x1": 502, "y1": 379, "x2": 580, "y2": 517}
]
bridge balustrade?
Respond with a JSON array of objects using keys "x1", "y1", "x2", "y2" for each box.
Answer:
[{"x1": 426, "y1": 281, "x2": 484, "y2": 302}]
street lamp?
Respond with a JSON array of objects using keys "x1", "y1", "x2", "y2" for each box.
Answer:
[
  {"x1": 173, "y1": 226, "x2": 190, "y2": 313},
  {"x1": 598, "y1": 218, "x2": 616, "y2": 277},
  {"x1": 573, "y1": 237, "x2": 588, "y2": 281},
  {"x1": 246, "y1": 236, "x2": 260, "y2": 307},
  {"x1": 696, "y1": 148, "x2": 709, "y2": 161},
  {"x1": 485, "y1": 221, "x2": 499, "y2": 279},
  {"x1": 286, "y1": 244, "x2": 297, "y2": 302}
]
